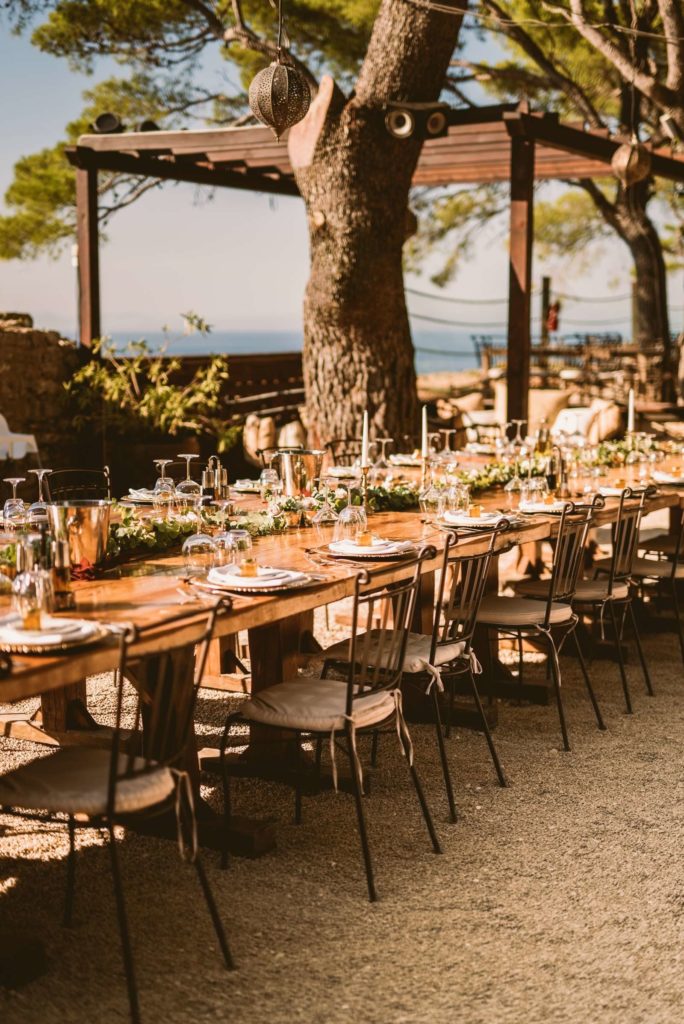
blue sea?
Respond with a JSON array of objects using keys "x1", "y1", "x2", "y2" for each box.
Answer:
[{"x1": 109, "y1": 328, "x2": 492, "y2": 375}]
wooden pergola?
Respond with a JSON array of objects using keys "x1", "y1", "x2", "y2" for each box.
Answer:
[{"x1": 67, "y1": 103, "x2": 684, "y2": 422}]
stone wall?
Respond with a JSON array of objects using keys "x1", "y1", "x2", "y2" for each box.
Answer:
[{"x1": 0, "y1": 321, "x2": 95, "y2": 471}]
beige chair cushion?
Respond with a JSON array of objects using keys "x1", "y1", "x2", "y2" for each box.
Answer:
[
  {"x1": 516, "y1": 578, "x2": 629, "y2": 602},
  {"x1": 630, "y1": 557, "x2": 684, "y2": 580},
  {"x1": 0, "y1": 748, "x2": 175, "y2": 817},
  {"x1": 242, "y1": 678, "x2": 397, "y2": 733},
  {"x1": 477, "y1": 595, "x2": 573, "y2": 626},
  {"x1": 325, "y1": 631, "x2": 466, "y2": 674}
]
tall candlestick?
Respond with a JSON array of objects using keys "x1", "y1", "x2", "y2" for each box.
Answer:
[
  {"x1": 627, "y1": 388, "x2": 635, "y2": 434},
  {"x1": 361, "y1": 410, "x2": 369, "y2": 469},
  {"x1": 421, "y1": 405, "x2": 428, "y2": 458}
]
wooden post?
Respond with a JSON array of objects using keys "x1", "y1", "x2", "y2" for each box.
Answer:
[
  {"x1": 506, "y1": 136, "x2": 535, "y2": 425},
  {"x1": 75, "y1": 164, "x2": 100, "y2": 347},
  {"x1": 540, "y1": 275, "x2": 551, "y2": 346},
  {"x1": 631, "y1": 279, "x2": 638, "y2": 345}
]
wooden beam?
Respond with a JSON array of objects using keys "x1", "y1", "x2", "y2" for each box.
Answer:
[
  {"x1": 75, "y1": 165, "x2": 100, "y2": 348},
  {"x1": 507, "y1": 135, "x2": 535, "y2": 425}
]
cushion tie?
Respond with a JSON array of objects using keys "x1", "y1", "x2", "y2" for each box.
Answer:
[
  {"x1": 328, "y1": 689, "x2": 415, "y2": 793},
  {"x1": 170, "y1": 768, "x2": 198, "y2": 863}
]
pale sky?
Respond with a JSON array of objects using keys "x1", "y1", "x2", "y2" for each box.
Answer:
[{"x1": 0, "y1": 20, "x2": 681, "y2": 341}]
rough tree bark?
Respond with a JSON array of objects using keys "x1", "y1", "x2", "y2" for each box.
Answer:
[
  {"x1": 288, "y1": 0, "x2": 466, "y2": 445},
  {"x1": 577, "y1": 177, "x2": 672, "y2": 399}
]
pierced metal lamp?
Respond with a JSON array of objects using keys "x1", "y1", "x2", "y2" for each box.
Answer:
[
  {"x1": 611, "y1": 135, "x2": 652, "y2": 187},
  {"x1": 248, "y1": 0, "x2": 311, "y2": 140}
]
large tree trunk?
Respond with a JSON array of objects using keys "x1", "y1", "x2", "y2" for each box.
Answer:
[
  {"x1": 289, "y1": 1, "x2": 465, "y2": 445},
  {"x1": 614, "y1": 183, "x2": 673, "y2": 400}
]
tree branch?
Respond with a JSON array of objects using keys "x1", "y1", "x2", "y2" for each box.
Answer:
[
  {"x1": 657, "y1": 0, "x2": 684, "y2": 94},
  {"x1": 224, "y1": 0, "x2": 318, "y2": 90}
]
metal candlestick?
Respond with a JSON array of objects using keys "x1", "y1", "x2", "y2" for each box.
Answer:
[{"x1": 420, "y1": 456, "x2": 429, "y2": 490}]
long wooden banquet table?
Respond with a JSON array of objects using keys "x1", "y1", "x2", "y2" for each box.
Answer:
[{"x1": 0, "y1": 470, "x2": 682, "y2": 853}]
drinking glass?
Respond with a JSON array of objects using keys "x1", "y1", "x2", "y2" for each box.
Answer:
[
  {"x1": 521, "y1": 477, "x2": 549, "y2": 505},
  {"x1": 0, "y1": 531, "x2": 16, "y2": 596},
  {"x1": 332, "y1": 500, "x2": 368, "y2": 544},
  {"x1": 419, "y1": 467, "x2": 444, "y2": 520},
  {"x1": 27, "y1": 468, "x2": 52, "y2": 523},
  {"x1": 175, "y1": 453, "x2": 201, "y2": 512},
  {"x1": 181, "y1": 508, "x2": 217, "y2": 578},
  {"x1": 228, "y1": 529, "x2": 255, "y2": 574},
  {"x1": 445, "y1": 482, "x2": 470, "y2": 514},
  {"x1": 370, "y1": 438, "x2": 393, "y2": 487},
  {"x1": 259, "y1": 467, "x2": 280, "y2": 502},
  {"x1": 152, "y1": 460, "x2": 176, "y2": 517},
  {"x1": 438, "y1": 429, "x2": 457, "y2": 462},
  {"x1": 212, "y1": 498, "x2": 234, "y2": 565},
  {"x1": 510, "y1": 420, "x2": 526, "y2": 451},
  {"x1": 3, "y1": 477, "x2": 26, "y2": 529},
  {"x1": 312, "y1": 476, "x2": 340, "y2": 526}
]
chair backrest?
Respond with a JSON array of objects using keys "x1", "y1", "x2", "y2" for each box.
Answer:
[
  {"x1": 544, "y1": 503, "x2": 593, "y2": 619},
  {"x1": 607, "y1": 487, "x2": 649, "y2": 592},
  {"x1": 344, "y1": 548, "x2": 435, "y2": 717},
  {"x1": 45, "y1": 467, "x2": 111, "y2": 502},
  {"x1": 107, "y1": 601, "x2": 227, "y2": 817},
  {"x1": 431, "y1": 526, "x2": 505, "y2": 661},
  {"x1": 325, "y1": 438, "x2": 363, "y2": 466}
]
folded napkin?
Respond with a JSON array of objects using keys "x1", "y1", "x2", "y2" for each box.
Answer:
[
  {"x1": 207, "y1": 564, "x2": 307, "y2": 589},
  {"x1": 443, "y1": 510, "x2": 507, "y2": 527},
  {"x1": 389, "y1": 454, "x2": 422, "y2": 466},
  {"x1": 232, "y1": 480, "x2": 260, "y2": 491},
  {"x1": 598, "y1": 486, "x2": 629, "y2": 497},
  {"x1": 328, "y1": 466, "x2": 358, "y2": 478},
  {"x1": 329, "y1": 538, "x2": 415, "y2": 555},
  {"x1": 465, "y1": 443, "x2": 495, "y2": 455},
  {"x1": 653, "y1": 471, "x2": 684, "y2": 485},
  {"x1": 127, "y1": 488, "x2": 156, "y2": 501},
  {"x1": 519, "y1": 501, "x2": 566, "y2": 513},
  {"x1": 0, "y1": 616, "x2": 98, "y2": 647}
]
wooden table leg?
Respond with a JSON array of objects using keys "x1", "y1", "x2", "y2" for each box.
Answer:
[{"x1": 0, "y1": 679, "x2": 116, "y2": 747}]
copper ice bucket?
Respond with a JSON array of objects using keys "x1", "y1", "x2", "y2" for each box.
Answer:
[
  {"x1": 271, "y1": 449, "x2": 325, "y2": 497},
  {"x1": 47, "y1": 500, "x2": 112, "y2": 568}
]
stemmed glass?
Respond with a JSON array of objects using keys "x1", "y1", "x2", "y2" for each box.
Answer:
[
  {"x1": 370, "y1": 438, "x2": 394, "y2": 487},
  {"x1": 176, "y1": 453, "x2": 201, "y2": 514},
  {"x1": 312, "y1": 475, "x2": 340, "y2": 526},
  {"x1": 438, "y1": 429, "x2": 457, "y2": 462},
  {"x1": 181, "y1": 503, "x2": 218, "y2": 577},
  {"x1": 26, "y1": 468, "x2": 52, "y2": 523},
  {"x1": 152, "y1": 459, "x2": 175, "y2": 516},
  {"x1": 419, "y1": 463, "x2": 444, "y2": 521},
  {"x1": 3, "y1": 478, "x2": 26, "y2": 529},
  {"x1": 212, "y1": 497, "x2": 234, "y2": 565}
]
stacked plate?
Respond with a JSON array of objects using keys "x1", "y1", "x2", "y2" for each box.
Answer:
[
  {"x1": 518, "y1": 500, "x2": 567, "y2": 514},
  {"x1": 125, "y1": 488, "x2": 157, "y2": 504},
  {"x1": 389, "y1": 454, "x2": 423, "y2": 467},
  {"x1": 326, "y1": 538, "x2": 416, "y2": 559},
  {"x1": 653, "y1": 470, "x2": 684, "y2": 486},
  {"x1": 0, "y1": 615, "x2": 109, "y2": 654},
  {"x1": 231, "y1": 480, "x2": 261, "y2": 494},
  {"x1": 204, "y1": 563, "x2": 312, "y2": 593},
  {"x1": 440, "y1": 510, "x2": 510, "y2": 529}
]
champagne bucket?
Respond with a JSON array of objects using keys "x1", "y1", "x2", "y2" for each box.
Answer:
[
  {"x1": 271, "y1": 449, "x2": 325, "y2": 497},
  {"x1": 47, "y1": 500, "x2": 112, "y2": 568}
]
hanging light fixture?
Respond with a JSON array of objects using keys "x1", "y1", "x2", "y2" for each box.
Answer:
[
  {"x1": 611, "y1": 134, "x2": 652, "y2": 187},
  {"x1": 248, "y1": 0, "x2": 311, "y2": 140}
]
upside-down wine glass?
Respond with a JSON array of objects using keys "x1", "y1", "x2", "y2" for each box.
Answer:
[
  {"x1": 3, "y1": 477, "x2": 26, "y2": 530},
  {"x1": 438, "y1": 429, "x2": 457, "y2": 462},
  {"x1": 181, "y1": 501, "x2": 218, "y2": 578},
  {"x1": 176, "y1": 453, "x2": 201, "y2": 514},
  {"x1": 27, "y1": 468, "x2": 52, "y2": 524},
  {"x1": 370, "y1": 437, "x2": 394, "y2": 487}
]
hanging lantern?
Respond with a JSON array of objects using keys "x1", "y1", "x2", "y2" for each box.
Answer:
[
  {"x1": 248, "y1": 0, "x2": 310, "y2": 140},
  {"x1": 611, "y1": 135, "x2": 652, "y2": 187},
  {"x1": 249, "y1": 59, "x2": 310, "y2": 140}
]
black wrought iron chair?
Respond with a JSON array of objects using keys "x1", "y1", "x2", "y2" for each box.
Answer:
[
  {"x1": 45, "y1": 466, "x2": 111, "y2": 501},
  {"x1": 0, "y1": 603, "x2": 232, "y2": 1023},
  {"x1": 631, "y1": 517, "x2": 684, "y2": 667},
  {"x1": 325, "y1": 438, "x2": 363, "y2": 466},
  {"x1": 323, "y1": 529, "x2": 508, "y2": 823},
  {"x1": 477, "y1": 503, "x2": 605, "y2": 751},
  {"x1": 220, "y1": 552, "x2": 442, "y2": 902}
]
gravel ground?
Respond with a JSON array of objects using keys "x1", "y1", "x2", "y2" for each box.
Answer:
[{"x1": 1, "y1": 613, "x2": 683, "y2": 1024}]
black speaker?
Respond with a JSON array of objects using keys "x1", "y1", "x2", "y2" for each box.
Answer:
[
  {"x1": 90, "y1": 112, "x2": 124, "y2": 134},
  {"x1": 384, "y1": 101, "x2": 450, "y2": 140}
]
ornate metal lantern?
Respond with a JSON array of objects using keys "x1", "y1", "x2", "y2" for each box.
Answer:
[
  {"x1": 248, "y1": 0, "x2": 310, "y2": 140},
  {"x1": 611, "y1": 136, "x2": 652, "y2": 187},
  {"x1": 249, "y1": 59, "x2": 310, "y2": 140}
]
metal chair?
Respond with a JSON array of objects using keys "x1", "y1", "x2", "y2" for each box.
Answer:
[
  {"x1": 631, "y1": 517, "x2": 684, "y2": 668},
  {"x1": 45, "y1": 466, "x2": 111, "y2": 501},
  {"x1": 325, "y1": 437, "x2": 363, "y2": 466},
  {"x1": 0, "y1": 603, "x2": 232, "y2": 1023},
  {"x1": 323, "y1": 529, "x2": 508, "y2": 823},
  {"x1": 220, "y1": 552, "x2": 442, "y2": 902},
  {"x1": 582, "y1": 488, "x2": 654, "y2": 712},
  {"x1": 478, "y1": 503, "x2": 605, "y2": 751}
]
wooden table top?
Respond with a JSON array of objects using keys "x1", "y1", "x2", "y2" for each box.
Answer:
[{"x1": 1, "y1": 466, "x2": 680, "y2": 705}]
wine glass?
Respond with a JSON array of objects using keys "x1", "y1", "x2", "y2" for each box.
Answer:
[
  {"x1": 227, "y1": 529, "x2": 255, "y2": 575},
  {"x1": 152, "y1": 460, "x2": 176, "y2": 517},
  {"x1": 333, "y1": 494, "x2": 368, "y2": 544},
  {"x1": 212, "y1": 497, "x2": 234, "y2": 565},
  {"x1": 181, "y1": 506, "x2": 217, "y2": 578},
  {"x1": 445, "y1": 482, "x2": 470, "y2": 515},
  {"x1": 3, "y1": 477, "x2": 26, "y2": 529},
  {"x1": 419, "y1": 465, "x2": 444, "y2": 521},
  {"x1": 438, "y1": 429, "x2": 457, "y2": 462},
  {"x1": 0, "y1": 531, "x2": 16, "y2": 596},
  {"x1": 370, "y1": 438, "x2": 394, "y2": 487},
  {"x1": 510, "y1": 420, "x2": 526, "y2": 452},
  {"x1": 312, "y1": 475, "x2": 341, "y2": 529},
  {"x1": 175, "y1": 454, "x2": 201, "y2": 513},
  {"x1": 259, "y1": 467, "x2": 280, "y2": 502},
  {"x1": 26, "y1": 468, "x2": 52, "y2": 523}
]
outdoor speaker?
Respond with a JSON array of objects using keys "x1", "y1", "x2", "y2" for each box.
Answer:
[
  {"x1": 90, "y1": 112, "x2": 124, "y2": 134},
  {"x1": 384, "y1": 102, "x2": 450, "y2": 140}
]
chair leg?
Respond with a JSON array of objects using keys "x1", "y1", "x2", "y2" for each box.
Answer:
[
  {"x1": 672, "y1": 581, "x2": 684, "y2": 670},
  {"x1": 546, "y1": 635, "x2": 570, "y2": 752},
  {"x1": 445, "y1": 678, "x2": 456, "y2": 739},
  {"x1": 627, "y1": 601, "x2": 654, "y2": 697},
  {"x1": 370, "y1": 730, "x2": 380, "y2": 768},
  {"x1": 467, "y1": 668, "x2": 507, "y2": 787},
  {"x1": 432, "y1": 685, "x2": 458, "y2": 822},
  {"x1": 63, "y1": 815, "x2": 76, "y2": 928},
  {"x1": 294, "y1": 733, "x2": 303, "y2": 825},
  {"x1": 608, "y1": 602, "x2": 633, "y2": 714},
  {"x1": 193, "y1": 855, "x2": 234, "y2": 970},
  {"x1": 570, "y1": 630, "x2": 606, "y2": 731},
  {"x1": 220, "y1": 713, "x2": 240, "y2": 870},
  {"x1": 107, "y1": 825, "x2": 141, "y2": 1024},
  {"x1": 398, "y1": 727, "x2": 442, "y2": 855},
  {"x1": 345, "y1": 727, "x2": 377, "y2": 902}
]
